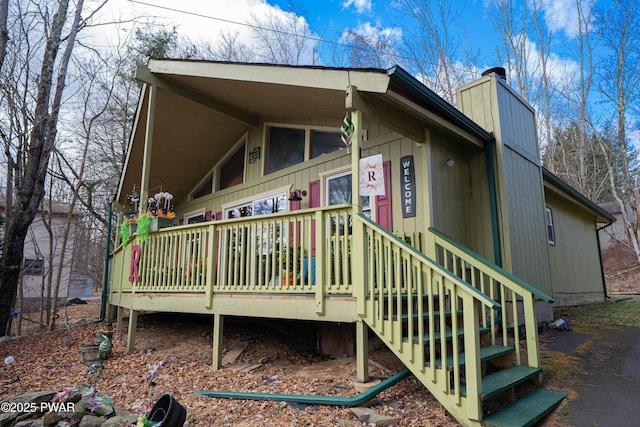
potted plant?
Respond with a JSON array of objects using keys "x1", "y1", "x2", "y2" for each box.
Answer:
[{"x1": 281, "y1": 245, "x2": 302, "y2": 286}]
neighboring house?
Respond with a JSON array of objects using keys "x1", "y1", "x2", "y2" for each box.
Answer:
[
  {"x1": 598, "y1": 201, "x2": 630, "y2": 250},
  {"x1": 1, "y1": 198, "x2": 83, "y2": 311},
  {"x1": 108, "y1": 61, "x2": 613, "y2": 426}
]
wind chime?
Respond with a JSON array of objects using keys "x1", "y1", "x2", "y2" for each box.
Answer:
[{"x1": 340, "y1": 114, "x2": 354, "y2": 153}]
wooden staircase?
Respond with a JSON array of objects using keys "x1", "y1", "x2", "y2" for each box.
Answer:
[{"x1": 353, "y1": 216, "x2": 567, "y2": 427}]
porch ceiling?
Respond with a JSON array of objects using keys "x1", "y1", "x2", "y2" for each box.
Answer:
[{"x1": 118, "y1": 63, "x2": 381, "y2": 206}]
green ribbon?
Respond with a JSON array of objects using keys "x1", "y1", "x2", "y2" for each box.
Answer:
[{"x1": 340, "y1": 114, "x2": 354, "y2": 147}]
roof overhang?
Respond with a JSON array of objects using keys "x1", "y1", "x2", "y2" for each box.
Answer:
[
  {"x1": 116, "y1": 60, "x2": 494, "y2": 206},
  {"x1": 542, "y1": 168, "x2": 615, "y2": 224}
]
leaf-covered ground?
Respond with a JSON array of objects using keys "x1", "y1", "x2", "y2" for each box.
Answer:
[{"x1": 2, "y1": 244, "x2": 637, "y2": 426}]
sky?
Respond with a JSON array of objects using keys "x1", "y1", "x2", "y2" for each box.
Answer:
[
  {"x1": 92, "y1": 0, "x2": 594, "y2": 101},
  {"x1": 93, "y1": 0, "x2": 576, "y2": 69}
]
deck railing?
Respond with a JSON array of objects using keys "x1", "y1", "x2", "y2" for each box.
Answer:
[
  {"x1": 428, "y1": 227, "x2": 554, "y2": 368},
  {"x1": 110, "y1": 205, "x2": 355, "y2": 309},
  {"x1": 353, "y1": 214, "x2": 500, "y2": 421}
]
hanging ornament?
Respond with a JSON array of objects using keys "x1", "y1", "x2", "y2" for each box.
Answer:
[{"x1": 340, "y1": 114, "x2": 354, "y2": 153}]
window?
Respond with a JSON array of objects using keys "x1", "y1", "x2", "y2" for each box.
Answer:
[
  {"x1": 311, "y1": 130, "x2": 344, "y2": 158},
  {"x1": 545, "y1": 206, "x2": 555, "y2": 245},
  {"x1": 190, "y1": 136, "x2": 246, "y2": 200},
  {"x1": 218, "y1": 143, "x2": 246, "y2": 190},
  {"x1": 223, "y1": 189, "x2": 288, "y2": 219},
  {"x1": 186, "y1": 211, "x2": 206, "y2": 224},
  {"x1": 326, "y1": 170, "x2": 371, "y2": 218},
  {"x1": 23, "y1": 258, "x2": 44, "y2": 276},
  {"x1": 264, "y1": 125, "x2": 346, "y2": 174},
  {"x1": 265, "y1": 127, "x2": 305, "y2": 174}
]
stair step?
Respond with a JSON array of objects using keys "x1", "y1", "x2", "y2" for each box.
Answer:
[
  {"x1": 480, "y1": 366, "x2": 542, "y2": 400},
  {"x1": 483, "y1": 389, "x2": 568, "y2": 427},
  {"x1": 436, "y1": 345, "x2": 514, "y2": 368},
  {"x1": 410, "y1": 326, "x2": 491, "y2": 343}
]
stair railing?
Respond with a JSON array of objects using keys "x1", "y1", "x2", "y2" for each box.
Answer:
[
  {"x1": 352, "y1": 214, "x2": 500, "y2": 422},
  {"x1": 428, "y1": 227, "x2": 554, "y2": 369}
]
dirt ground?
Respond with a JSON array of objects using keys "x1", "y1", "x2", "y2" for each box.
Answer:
[{"x1": 1, "y1": 243, "x2": 638, "y2": 426}]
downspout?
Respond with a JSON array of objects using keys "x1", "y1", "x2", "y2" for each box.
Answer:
[
  {"x1": 486, "y1": 140, "x2": 502, "y2": 267},
  {"x1": 596, "y1": 220, "x2": 614, "y2": 300},
  {"x1": 194, "y1": 369, "x2": 411, "y2": 406}
]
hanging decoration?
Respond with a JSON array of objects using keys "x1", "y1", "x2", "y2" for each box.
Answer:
[{"x1": 340, "y1": 114, "x2": 354, "y2": 152}]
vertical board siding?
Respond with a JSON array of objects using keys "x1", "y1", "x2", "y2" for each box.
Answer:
[
  {"x1": 503, "y1": 148, "x2": 552, "y2": 295},
  {"x1": 545, "y1": 192, "x2": 605, "y2": 306}
]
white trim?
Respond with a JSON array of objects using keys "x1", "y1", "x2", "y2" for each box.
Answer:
[
  {"x1": 545, "y1": 206, "x2": 555, "y2": 245},
  {"x1": 319, "y1": 166, "x2": 374, "y2": 218},
  {"x1": 221, "y1": 185, "x2": 292, "y2": 218},
  {"x1": 215, "y1": 133, "x2": 248, "y2": 191},
  {"x1": 184, "y1": 208, "x2": 206, "y2": 224}
]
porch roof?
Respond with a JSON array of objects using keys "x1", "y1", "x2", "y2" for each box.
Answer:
[{"x1": 116, "y1": 60, "x2": 493, "y2": 206}]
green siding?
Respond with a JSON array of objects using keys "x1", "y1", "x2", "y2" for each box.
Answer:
[{"x1": 545, "y1": 191, "x2": 606, "y2": 306}]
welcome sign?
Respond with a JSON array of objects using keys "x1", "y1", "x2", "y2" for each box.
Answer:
[{"x1": 401, "y1": 155, "x2": 416, "y2": 218}]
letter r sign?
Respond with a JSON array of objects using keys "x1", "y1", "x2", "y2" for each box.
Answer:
[{"x1": 129, "y1": 244, "x2": 141, "y2": 282}]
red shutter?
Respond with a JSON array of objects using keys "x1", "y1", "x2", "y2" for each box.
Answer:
[
  {"x1": 215, "y1": 211, "x2": 222, "y2": 220},
  {"x1": 309, "y1": 180, "x2": 320, "y2": 208},
  {"x1": 178, "y1": 218, "x2": 184, "y2": 226},
  {"x1": 375, "y1": 161, "x2": 393, "y2": 231},
  {"x1": 205, "y1": 210, "x2": 212, "y2": 221}
]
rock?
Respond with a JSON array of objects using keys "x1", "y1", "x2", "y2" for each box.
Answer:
[
  {"x1": 100, "y1": 414, "x2": 138, "y2": 427},
  {"x1": 349, "y1": 407, "x2": 397, "y2": 426},
  {"x1": 41, "y1": 411, "x2": 62, "y2": 426},
  {"x1": 78, "y1": 415, "x2": 103, "y2": 427}
]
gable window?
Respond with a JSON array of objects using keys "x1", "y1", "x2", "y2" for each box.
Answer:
[
  {"x1": 265, "y1": 127, "x2": 305, "y2": 174},
  {"x1": 264, "y1": 125, "x2": 346, "y2": 174},
  {"x1": 23, "y1": 258, "x2": 44, "y2": 275},
  {"x1": 219, "y1": 141, "x2": 246, "y2": 190},
  {"x1": 545, "y1": 206, "x2": 555, "y2": 245},
  {"x1": 190, "y1": 136, "x2": 246, "y2": 200}
]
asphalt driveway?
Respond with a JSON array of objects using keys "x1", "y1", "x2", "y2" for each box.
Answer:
[{"x1": 540, "y1": 324, "x2": 640, "y2": 426}]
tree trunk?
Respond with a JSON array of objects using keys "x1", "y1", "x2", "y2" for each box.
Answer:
[
  {"x1": 0, "y1": 0, "x2": 8, "y2": 72},
  {"x1": 0, "y1": 0, "x2": 70, "y2": 334}
]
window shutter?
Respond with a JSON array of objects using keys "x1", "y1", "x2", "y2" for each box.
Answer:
[
  {"x1": 309, "y1": 180, "x2": 320, "y2": 208},
  {"x1": 216, "y1": 211, "x2": 222, "y2": 220},
  {"x1": 178, "y1": 218, "x2": 184, "y2": 226},
  {"x1": 376, "y1": 161, "x2": 393, "y2": 231},
  {"x1": 205, "y1": 210, "x2": 212, "y2": 221}
]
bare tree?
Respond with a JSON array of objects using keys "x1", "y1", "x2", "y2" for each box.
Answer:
[
  {"x1": 0, "y1": 0, "x2": 84, "y2": 334},
  {"x1": 396, "y1": 0, "x2": 477, "y2": 103},
  {"x1": 0, "y1": 0, "x2": 7, "y2": 71},
  {"x1": 248, "y1": 7, "x2": 319, "y2": 65},
  {"x1": 595, "y1": 0, "x2": 640, "y2": 262}
]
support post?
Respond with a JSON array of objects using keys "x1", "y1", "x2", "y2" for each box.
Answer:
[
  {"x1": 356, "y1": 319, "x2": 369, "y2": 383},
  {"x1": 212, "y1": 313, "x2": 224, "y2": 370},
  {"x1": 127, "y1": 309, "x2": 138, "y2": 353},
  {"x1": 139, "y1": 84, "x2": 157, "y2": 214},
  {"x1": 116, "y1": 306, "x2": 124, "y2": 333}
]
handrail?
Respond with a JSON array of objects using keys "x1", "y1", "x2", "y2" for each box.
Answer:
[
  {"x1": 357, "y1": 215, "x2": 500, "y2": 309},
  {"x1": 428, "y1": 227, "x2": 554, "y2": 303}
]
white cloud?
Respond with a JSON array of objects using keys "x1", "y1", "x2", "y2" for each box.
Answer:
[
  {"x1": 341, "y1": 21, "x2": 402, "y2": 43},
  {"x1": 91, "y1": 0, "x2": 308, "y2": 51},
  {"x1": 342, "y1": 0, "x2": 373, "y2": 14},
  {"x1": 539, "y1": 0, "x2": 595, "y2": 38}
]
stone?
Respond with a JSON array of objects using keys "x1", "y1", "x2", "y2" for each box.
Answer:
[
  {"x1": 352, "y1": 379, "x2": 382, "y2": 393},
  {"x1": 100, "y1": 414, "x2": 138, "y2": 427},
  {"x1": 349, "y1": 407, "x2": 397, "y2": 426},
  {"x1": 41, "y1": 411, "x2": 62, "y2": 426},
  {"x1": 78, "y1": 415, "x2": 103, "y2": 427}
]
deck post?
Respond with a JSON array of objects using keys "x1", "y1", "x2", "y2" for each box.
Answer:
[
  {"x1": 355, "y1": 319, "x2": 369, "y2": 382},
  {"x1": 127, "y1": 309, "x2": 138, "y2": 353},
  {"x1": 116, "y1": 306, "x2": 124, "y2": 333},
  {"x1": 212, "y1": 313, "x2": 224, "y2": 370}
]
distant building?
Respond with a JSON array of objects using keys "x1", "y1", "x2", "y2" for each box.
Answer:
[{"x1": 1, "y1": 197, "x2": 83, "y2": 311}]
